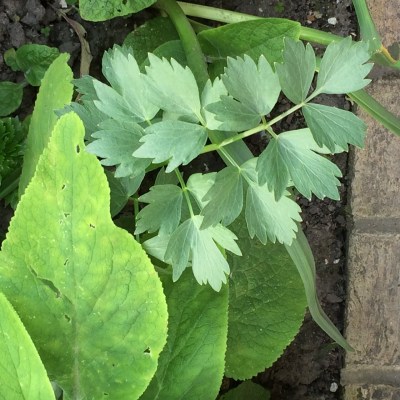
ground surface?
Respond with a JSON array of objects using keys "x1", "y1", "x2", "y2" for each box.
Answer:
[{"x1": 0, "y1": 1, "x2": 358, "y2": 399}]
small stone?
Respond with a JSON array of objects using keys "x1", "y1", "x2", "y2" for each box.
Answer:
[
  {"x1": 330, "y1": 382, "x2": 338, "y2": 392},
  {"x1": 328, "y1": 17, "x2": 338, "y2": 25},
  {"x1": 333, "y1": 259, "x2": 340, "y2": 264}
]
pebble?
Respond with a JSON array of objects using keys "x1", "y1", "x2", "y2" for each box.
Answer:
[
  {"x1": 330, "y1": 382, "x2": 339, "y2": 392},
  {"x1": 328, "y1": 17, "x2": 338, "y2": 25}
]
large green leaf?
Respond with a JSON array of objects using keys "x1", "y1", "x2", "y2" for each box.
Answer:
[
  {"x1": 123, "y1": 16, "x2": 180, "y2": 66},
  {"x1": 0, "y1": 82, "x2": 23, "y2": 116},
  {"x1": 141, "y1": 269, "x2": 228, "y2": 400},
  {"x1": 226, "y1": 215, "x2": 307, "y2": 379},
  {"x1": 0, "y1": 113, "x2": 168, "y2": 399},
  {"x1": 79, "y1": 0, "x2": 157, "y2": 21},
  {"x1": 198, "y1": 19, "x2": 301, "y2": 64},
  {"x1": 0, "y1": 293, "x2": 55, "y2": 400},
  {"x1": 18, "y1": 54, "x2": 73, "y2": 198},
  {"x1": 317, "y1": 37, "x2": 372, "y2": 94},
  {"x1": 276, "y1": 38, "x2": 316, "y2": 104}
]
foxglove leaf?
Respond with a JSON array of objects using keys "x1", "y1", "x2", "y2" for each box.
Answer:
[
  {"x1": 201, "y1": 166, "x2": 243, "y2": 228},
  {"x1": 303, "y1": 103, "x2": 366, "y2": 152},
  {"x1": 134, "y1": 120, "x2": 207, "y2": 172},
  {"x1": 136, "y1": 184, "x2": 183, "y2": 235},
  {"x1": 242, "y1": 159, "x2": 301, "y2": 245},
  {"x1": 317, "y1": 37, "x2": 372, "y2": 94},
  {"x1": 276, "y1": 38, "x2": 316, "y2": 104},
  {"x1": 257, "y1": 129, "x2": 342, "y2": 200}
]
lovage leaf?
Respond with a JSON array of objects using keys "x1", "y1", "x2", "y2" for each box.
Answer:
[
  {"x1": 257, "y1": 129, "x2": 342, "y2": 200},
  {"x1": 136, "y1": 184, "x2": 183, "y2": 235},
  {"x1": 222, "y1": 55, "x2": 280, "y2": 116},
  {"x1": 201, "y1": 166, "x2": 243, "y2": 228},
  {"x1": 145, "y1": 55, "x2": 202, "y2": 121},
  {"x1": 225, "y1": 215, "x2": 306, "y2": 379},
  {"x1": 0, "y1": 112, "x2": 168, "y2": 399},
  {"x1": 164, "y1": 216, "x2": 241, "y2": 291},
  {"x1": 276, "y1": 38, "x2": 316, "y2": 104},
  {"x1": 86, "y1": 118, "x2": 151, "y2": 178},
  {"x1": 134, "y1": 120, "x2": 208, "y2": 172},
  {"x1": 141, "y1": 269, "x2": 228, "y2": 400},
  {"x1": 317, "y1": 37, "x2": 372, "y2": 94},
  {"x1": 19, "y1": 53, "x2": 73, "y2": 197},
  {"x1": 0, "y1": 293, "x2": 55, "y2": 400},
  {"x1": 186, "y1": 172, "x2": 217, "y2": 209},
  {"x1": 79, "y1": 0, "x2": 157, "y2": 21},
  {"x1": 242, "y1": 159, "x2": 301, "y2": 245},
  {"x1": 198, "y1": 19, "x2": 301, "y2": 64},
  {"x1": 303, "y1": 103, "x2": 366, "y2": 152}
]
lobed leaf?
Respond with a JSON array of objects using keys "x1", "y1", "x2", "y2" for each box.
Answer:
[
  {"x1": 257, "y1": 129, "x2": 342, "y2": 200},
  {"x1": 242, "y1": 159, "x2": 301, "y2": 245},
  {"x1": 0, "y1": 112, "x2": 168, "y2": 398},
  {"x1": 276, "y1": 38, "x2": 316, "y2": 104},
  {"x1": 86, "y1": 118, "x2": 151, "y2": 178},
  {"x1": 141, "y1": 269, "x2": 228, "y2": 400},
  {"x1": 303, "y1": 103, "x2": 366, "y2": 152},
  {"x1": 186, "y1": 172, "x2": 217, "y2": 209},
  {"x1": 317, "y1": 37, "x2": 372, "y2": 94},
  {"x1": 134, "y1": 120, "x2": 207, "y2": 173},
  {"x1": 0, "y1": 293, "x2": 55, "y2": 400},
  {"x1": 136, "y1": 184, "x2": 183, "y2": 235},
  {"x1": 226, "y1": 214, "x2": 306, "y2": 379},
  {"x1": 201, "y1": 166, "x2": 243, "y2": 228}
]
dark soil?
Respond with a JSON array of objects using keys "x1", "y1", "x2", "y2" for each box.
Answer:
[{"x1": 0, "y1": 1, "x2": 357, "y2": 399}]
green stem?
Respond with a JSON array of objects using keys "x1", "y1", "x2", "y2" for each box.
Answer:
[
  {"x1": 175, "y1": 169, "x2": 194, "y2": 216},
  {"x1": 155, "y1": 0, "x2": 209, "y2": 89}
]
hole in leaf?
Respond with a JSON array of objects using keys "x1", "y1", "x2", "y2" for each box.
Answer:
[
  {"x1": 76, "y1": 145, "x2": 81, "y2": 153},
  {"x1": 111, "y1": 363, "x2": 116, "y2": 367},
  {"x1": 64, "y1": 314, "x2": 71, "y2": 322},
  {"x1": 61, "y1": 184, "x2": 66, "y2": 190},
  {"x1": 143, "y1": 347, "x2": 151, "y2": 354},
  {"x1": 122, "y1": 0, "x2": 127, "y2": 4},
  {"x1": 103, "y1": 393, "x2": 109, "y2": 396},
  {"x1": 29, "y1": 268, "x2": 62, "y2": 298},
  {"x1": 89, "y1": 223, "x2": 95, "y2": 229},
  {"x1": 64, "y1": 212, "x2": 70, "y2": 218},
  {"x1": 64, "y1": 259, "x2": 69, "y2": 266}
]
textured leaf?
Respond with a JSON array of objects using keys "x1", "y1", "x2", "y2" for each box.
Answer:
[
  {"x1": 276, "y1": 38, "x2": 316, "y2": 104},
  {"x1": 145, "y1": 55, "x2": 202, "y2": 121},
  {"x1": 134, "y1": 120, "x2": 207, "y2": 172},
  {"x1": 13, "y1": 44, "x2": 60, "y2": 86},
  {"x1": 0, "y1": 82, "x2": 23, "y2": 117},
  {"x1": 164, "y1": 216, "x2": 240, "y2": 291},
  {"x1": 201, "y1": 166, "x2": 243, "y2": 228},
  {"x1": 141, "y1": 269, "x2": 228, "y2": 400},
  {"x1": 136, "y1": 184, "x2": 183, "y2": 235},
  {"x1": 198, "y1": 19, "x2": 301, "y2": 65},
  {"x1": 0, "y1": 293, "x2": 55, "y2": 400},
  {"x1": 303, "y1": 103, "x2": 366, "y2": 152},
  {"x1": 222, "y1": 55, "x2": 280, "y2": 116},
  {"x1": 0, "y1": 112, "x2": 168, "y2": 398},
  {"x1": 19, "y1": 54, "x2": 73, "y2": 197},
  {"x1": 79, "y1": 0, "x2": 157, "y2": 21},
  {"x1": 242, "y1": 159, "x2": 301, "y2": 245},
  {"x1": 123, "y1": 16, "x2": 179, "y2": 66},
  {"x1": 86, "y1": 118, "x2": 151, "y2": 178},
  {"x1": 226, "y1": 215, "x2": 306, "y2": 379},
  {"x1": 317, "y1": 37, "x2": 372, "y2": 94},
  {"x1": 220, "y1": 381, "x2": 270, "y2": 400},
  {"x1": 100, "y1": 46, "x2": 159, "y2": 122},
  {"x1": 206, "y1": 96, "x2": 261, "y2": 132},
  {"x1": 257, "y1": 129, "x2": 342, "y2": 200},
  {"x1": 200, "y1": 77, "x2": 228, "y2": 130}
]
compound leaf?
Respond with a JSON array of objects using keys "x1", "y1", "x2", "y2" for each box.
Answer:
[
  {"x1": 257, "y1": 129, "x2": 342, "y2": 200},
  {"x1": 0, "y1": 112, "x2": 168, "y2": 399},
  {"x1": 186, "y1": 172, "x2": 217, "y2": 209},
  {"x1": 225, "y1": 215, "x2": 306, "y2": 379},
  {"x1": 134, "y1": 120, "x2": 207, "y2": 172},
  {"x1": 79, "y1": 0, "x2": 157, "y2": 21},
  {"x1": 86, "y1": 118, "x2": 151, "y2": 178},
  {"x1": 317, "y1": 37, "x2": 372, "y2": 94},
  {"x1": 100, "y1": 45, "x2": 159, "y2": 122},
  {"x1": 303, "y1": 103, "x2": 366, "y2": 152},
  {"x1": 276, "y1": 38, "x2": 316, "y2": 104},
  {"x1": 0, "y1": 293, "x2": 55, "y2": 400},
  {"x1": 141, "y1": 269, "x2": 228, "y2": 400},
  {"x1": 242, "y1": 159, "x2": 301, "y2": 245},
  {"x1": 201, "y1": 166, "x2": 243, "y2": 228},
  {"x1": 136, "y1": 184, "x2": 183, "y2": 235},
  {"x1": 222, "y1": 55, "x2": 280, "y2": 116},
  {"x1": 164, "y1": 216, "x2": 240, "y2": 291},
  {"x1": 145, "y1": 55, "x2": 202, "y2": 121}
]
